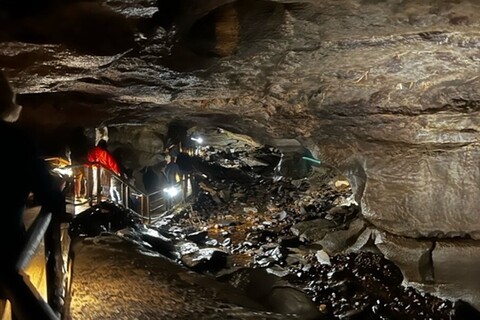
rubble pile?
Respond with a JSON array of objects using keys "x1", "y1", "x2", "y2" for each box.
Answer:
[
  {"x1": 151, "y1": 144, "x2": 462, "y2": 319},
  {"x1": 168, "y1": 175, "x2": 460, "y2": 319}
]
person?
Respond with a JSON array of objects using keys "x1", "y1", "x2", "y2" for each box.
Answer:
[
  {"x1": 87, "y1": 139, "x2": 121, "y2": 202},
  {"x1": 0, "y1": 70, "x2": 66, "y2": 319},
  {"x1": 176, "y1": 151, "x2": 201, "y2": 197},
  {"x1": 142, "y1": 166, "x2": 159, "y2": 194},
  {"x1": 164, "y1": 154, "x2": 180, "y2": 186},
  {"x1": 95, "y1": 126, "x2": 109, "y2": 146},
  {"x1": 165, "y1": 140, "x2": 180, "y2": 163},
  {"x1": 67, "y1": 126, "x2": 91, "y2": 201},
  {"x1": 87, "y1": 139, "x2": 120, "y2": 174}
]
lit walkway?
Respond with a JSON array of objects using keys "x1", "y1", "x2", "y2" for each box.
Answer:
[
  {"x1": 68, "y1": 235, "x2": 299, "y2": 320},
  {"x1": 1, "y1": 206, "x2": 48, "y2": 320}
]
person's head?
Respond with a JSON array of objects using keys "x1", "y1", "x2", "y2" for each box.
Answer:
[
  {"x1": 97, "y1": 139, "x2": 108, "y2": 149},
  {"x1": 0, "y1": 71, "x2": 22, "y2": 122}
]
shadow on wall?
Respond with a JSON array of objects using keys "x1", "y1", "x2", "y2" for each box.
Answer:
[
  {"x1": 186, "y1": 0, "x2": 286, "y2": 57},
  {"x1": 0, "y1": 1, "x2": 135, "y2": 55},
  {"x1": 146, "y1": 0, "x2": 287, "y2": 70}
]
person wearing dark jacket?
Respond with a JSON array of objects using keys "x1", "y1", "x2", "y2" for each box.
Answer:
[
  {"x1": 0, "y1": 70, "x2": 66, "y2": 319},
  {"x1": 164, "y1": 154, "x2": 180, "y2": 186},
  {"x1": 142, "y1": 166, "x2": 160, "y2": 194}
]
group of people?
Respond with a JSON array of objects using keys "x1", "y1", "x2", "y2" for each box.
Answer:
[
  {"x1": 70, "y1": 127, "x2": 185, "y2": 204},
  {"x1": 142, "y1": 150, "x2": 181, "y2": 195}
]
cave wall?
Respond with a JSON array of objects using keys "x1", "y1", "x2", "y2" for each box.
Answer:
[
  {"x1": 310, "y1": 44, "x2": 480, "y2": 238},
  {"x1": 265, "y1": 1, "x2": 480, "y2": 239},
  {"x1": 311, "y1": 75, "x2": 480, "y2": 238},
  {"x1": 1, "y1": 0, "x2": 480, "y2": 240}
]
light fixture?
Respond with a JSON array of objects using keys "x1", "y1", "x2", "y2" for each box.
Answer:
[
  {"x1": 302, "y1": 156, "x2": 321, "y2": 164},
  {"x1": 52, "y1": 167, "x2": 73, "y2": 177},
  {"x1": 191, "y1": 136, "x2": 203, "y2": 144},
  {"x1": 163, "y1": 186, "x2": 180, "y2": 198}
]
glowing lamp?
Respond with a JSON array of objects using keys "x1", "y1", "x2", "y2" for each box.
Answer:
[
  {"x1": 191, "y1": 137, "x2": 203, "y2": 144},
  {"x1": 163, "y1": 186, "x2": 180, "y2": 198}
]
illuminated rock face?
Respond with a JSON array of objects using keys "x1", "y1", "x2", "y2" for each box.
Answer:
[
  {"x1": 2, "y1": 0, "x2": 480, "y2": 239},
  {"x1": 313, "y1": 77, "x2": 480, "y2": 239}
]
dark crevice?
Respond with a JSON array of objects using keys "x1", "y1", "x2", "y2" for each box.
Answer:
[{"x1": 420, "y1": 240, "x2": 436, "y2": 282}]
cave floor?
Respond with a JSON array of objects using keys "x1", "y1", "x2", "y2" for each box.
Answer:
[{"x1": 68, "y1": 235, "x2": 299, "y2": 320}]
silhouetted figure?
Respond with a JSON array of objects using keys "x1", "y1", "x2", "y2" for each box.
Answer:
[
  {"x1": 176, "y1": 151, "x2": 202, "y2": 197},
  {"x1": 176, "y1": 151, "x2": 195, "y2": 173},
  {"x1": 165, "y1": 142, "x2": 180, "y2": 162},
  {"x1": 0, "y1": 70, "x2": 65, "y2": 319},
  {"x1": 68, "y1": 126, "x2": 92, "y2": 199},
  {"x1": 164, "y1": 154, "x2": 180, "y2": 186},
  {"x1": 142, "y1": 166, "x2": 161, "y2": 194}
]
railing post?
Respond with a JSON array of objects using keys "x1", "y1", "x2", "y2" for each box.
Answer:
[
  {"x1": 146, "y1": 195, "x2": 151, "y2": 224},
  {"x1": 86, "y1": 165, "x2": 93, "y2": 205},
  {"x1": 124, "y1": 185, "x2": 129, "y2": 209},
  {"x1": 182, "y1": 174, "x2": 186, "y2": 201},
  {"x1": 96, "y1": 166, "x2": 101, "y2": 204},
  {"x1": 44, "y1": 218, "x2": 64, "y2": 317}
]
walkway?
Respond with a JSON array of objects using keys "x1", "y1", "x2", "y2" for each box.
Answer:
[
  {"x1": 68, "y1": 235, "x2": 298, "y2": 320},
  {"x1": 1, "y1": 206, "x2": 48, "y2": 320}
]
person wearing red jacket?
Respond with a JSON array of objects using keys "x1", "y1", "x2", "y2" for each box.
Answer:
[
  {"x1": 88, "y1": 139, "x2": 121, "y2": 202},
  {"x1": 87, "y1": 139, "x2": 120, "y2": 174}
]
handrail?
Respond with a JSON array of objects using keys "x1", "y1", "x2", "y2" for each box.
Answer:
[
  {"x1": 50, "y1": 160, "x2": 193, "y2": 224},
  {"x1": 93, "y1": 164, "x2": 192, "y2": 222},
  {"x1": 61, "y1": 163, "x2": 166, "y2": 223},
  {"x1": 89, "y1": 164, "x2": 153, "y2": 220},
  {"x1": 3, "y1": 207, "x2": 60, "y2": 320},
  {"x1": 16, "y1": 209, "x2": 52, "y2": 270},
  {"x1": 4, "y1": 158, "x2": 195, "y2": 320},
  {"x1": 148, "y1": 189, "x2": 165, "y2": 212}
]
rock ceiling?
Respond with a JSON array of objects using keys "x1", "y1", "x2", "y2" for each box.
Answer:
[{"x1": 2, "y1": 0, "x2": 480, "y2": 240}]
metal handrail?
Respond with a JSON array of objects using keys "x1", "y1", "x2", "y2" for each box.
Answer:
[
  {"x1": 93, "y1": 165, "x2": 192, "y2": 222},
  {"x1": 16, "y1": 210, "x2": 52, "y2": 271},
  {"x1": 4, "y1": 159, "x2": 192, "y2": 320},
  {"x1": 4, "y1": 208, "x2": 60, "y2": 320},
  {"x1": 62, "y1": 163, "x2": 169, "y2": 223},
  {"x1": 50, "y1": 160, "x2": 193, "y2": 223}
]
